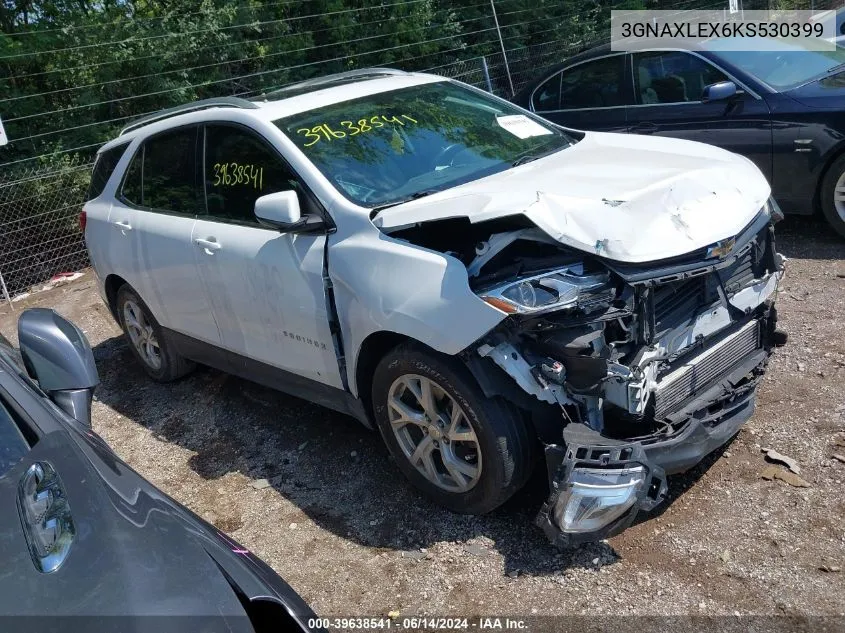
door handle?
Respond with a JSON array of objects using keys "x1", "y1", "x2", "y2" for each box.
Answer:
[
  {"x1": 112, "y1": 220, "x2": 132, "y2": 231},
  {"x1": 631, "y1": 122, "x2": 658, "y2": 135},
  {"x1": 194, "y1": 237, "x2": 222, "y2": 253}
]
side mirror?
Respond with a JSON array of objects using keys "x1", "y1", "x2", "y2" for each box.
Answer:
[
  {"x1": 254, "y1": 191, "x2": 326, "y2": 233},
  {"x1": 701, "y1": 81, "x2": 738, "y2": 103},
  {"x1": 255, "y1": 190, "x2": 301, "y2": 229},
  {"x1": 18, "y1": 309, "x2": 99, "y2": 427}
]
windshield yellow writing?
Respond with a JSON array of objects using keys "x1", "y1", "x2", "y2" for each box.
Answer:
[
  {"x1": 297, "y1": 114, "x2": 418, "y2": 147},
  {"x1": 212, "y1": 162, "x2": 264, "y2": 190}
]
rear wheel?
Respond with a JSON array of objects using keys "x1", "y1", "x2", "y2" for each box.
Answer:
[
  {"x1": 820, "y1": 153, "x2": 845, "y2": 239},
  {"x1": 372, "y1": 343, "x2": 533, "y2": 514},
  {"x1": 116, "y1": 285, "x2": 194, "y2": 382}
]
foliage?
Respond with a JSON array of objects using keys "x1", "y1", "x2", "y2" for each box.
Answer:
[{"x1": 0, "y1": 0, "x2": 823, "y2": 169}]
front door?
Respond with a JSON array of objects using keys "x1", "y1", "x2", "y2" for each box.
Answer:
[
  {"x1": 529, "y1": 54, "x2": 629, "y2": 132},
  {"x1": 626, "y1": 50, "x2": 773, "y2": 182},
  {"x1": 192, "y1": 123, "x2": 342, "y2": 388}
]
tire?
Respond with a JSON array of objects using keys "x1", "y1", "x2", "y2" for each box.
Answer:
[
  {"x1": 371, "y1": 342, "x2": 533, "y2": 515},
  {"x1": 820, "y1": 153, "x2": 845, "y2": 239},
  {"x1": 115, "y1": 285, "x2": 195, "y2": 382}
]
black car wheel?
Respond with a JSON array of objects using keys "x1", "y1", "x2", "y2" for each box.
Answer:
[
  {"x1": 116, "y1": 285, "x2": 194, "y2": 382},
  {"x1": 820, "y1": 153, "x2": 845, "y2": 239},
  {"x1": 372, "y1": 342, "x2": 533, "y2": 514}
]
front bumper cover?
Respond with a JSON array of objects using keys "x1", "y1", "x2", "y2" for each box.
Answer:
[{"x1": 536, "y1": 346, "x2": 767, "y2": 547}]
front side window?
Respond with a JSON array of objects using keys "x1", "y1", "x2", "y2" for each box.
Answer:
[
  {"x1": 634, "y1": 51, "x2": 729, "y2": 104},
  {"x1": 119, "y1": 126, "x2": 201, "y2": 214},
  {"x1": 275, "y1": 81, "x2": 574, "y2": 208},
  {"x1": 203, "y1": 125, "x2": 300, "y2": 225},
  {"x1": 559, "y1": 56, "x2": 626, "y2": 109}
]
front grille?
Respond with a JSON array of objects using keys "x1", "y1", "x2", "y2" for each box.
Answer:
[
  {"x1": 653, "y1": 320, "x2": 761, "y2": 417},
  {"x1": 720, "y1": 240, "x2": 759, "y2": 294},
  {"x1": 650, "y1": 230, "x2": 764, "y2": 343},
  {"x1": 653, "y1": 277, "x2": 706, "y2": 337}
]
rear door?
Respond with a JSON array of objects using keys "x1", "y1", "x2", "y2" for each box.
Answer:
[
  {"x1": 111, "y1": 126, "x2": 221, "y2": 345},
  {"x1": 626, "y1": 50, "x2": 772, "y2": 181},
  {"x1": 83, "y1": 142, "x2": 131, "y2": 278},
  {"x1": 529, "y1": 54, "x2": 629, "y2": 132},
  {"x1": 191, "y1": 123, "x2": 342, "y2": 388}
]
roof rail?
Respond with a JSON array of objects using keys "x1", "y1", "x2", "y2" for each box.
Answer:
[
  {"x1": 120, "y1": 97, "x2": 259, "y2": 136},
  {"x1": 254, "y1": 68, "x2": 409, "y2": 101}
]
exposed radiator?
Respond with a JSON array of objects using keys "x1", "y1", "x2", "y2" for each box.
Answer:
[{"x1": 653, "y1": 320, "x2": 761, "y2": 417}]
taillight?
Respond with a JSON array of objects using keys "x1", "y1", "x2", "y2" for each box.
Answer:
[
  {"x1": 17, "y1": 462, "x2": 75, "y2": 573},
  {"x1": 78, "y1": 210, "x2": 87, "y2": 232}
]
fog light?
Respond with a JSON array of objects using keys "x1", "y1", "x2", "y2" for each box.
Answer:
[{"x1": 553, "y1": 466, "x2": 646, "y2": 533}]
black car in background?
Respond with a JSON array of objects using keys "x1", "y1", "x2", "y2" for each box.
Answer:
[
  {"x1": 0, "y1": 308, "x2": 319, "y2": 633},
  {"x1": 513, "y1": 38, "x2": 845, "y2": 238}
]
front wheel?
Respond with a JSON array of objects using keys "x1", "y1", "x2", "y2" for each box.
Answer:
[
  {"x1": 820, "y1": 154, "x2": 845, "y2": 239},
  {"x1": 372, "y1": 343, "x2": 533, "y2": 515}
]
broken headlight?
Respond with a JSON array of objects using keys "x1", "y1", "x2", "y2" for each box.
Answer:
[
  {"x1": 479, "y1": 264, "x2": 610, "y2": 315},
  {"x1": 553, "y1": 466, "x2": 646, "y2": 533}
]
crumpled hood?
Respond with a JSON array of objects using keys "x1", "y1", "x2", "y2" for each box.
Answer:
[{"x1": 374, "y1": 131, "x2": 771, "y2": 263}]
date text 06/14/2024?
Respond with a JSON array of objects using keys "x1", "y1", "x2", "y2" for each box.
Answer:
[{"x1": 307, "y1": 617, "x2": 529, "y2": 630}]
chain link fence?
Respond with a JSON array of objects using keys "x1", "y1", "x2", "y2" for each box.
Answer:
[{"x1": 0, "y1": 158, "x2": 92, "y2": 297}]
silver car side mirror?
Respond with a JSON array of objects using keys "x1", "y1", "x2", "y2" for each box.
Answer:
[{"x1": 18, "y1": 308, "x2": 99, "y2": 427}]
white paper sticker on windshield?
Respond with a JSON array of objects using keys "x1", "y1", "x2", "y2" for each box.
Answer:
[{"x1": 496, "y1": 115, "x2": 553, "y2": 139}]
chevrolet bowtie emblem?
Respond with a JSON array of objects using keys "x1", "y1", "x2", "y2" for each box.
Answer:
[{"x1": 707, "y1": 237, "x2": 736, "y2": 259}]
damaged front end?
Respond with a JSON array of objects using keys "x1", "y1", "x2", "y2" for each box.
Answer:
[{"x1": 433, "y1": 202, "x2": 784, "y2": 545}]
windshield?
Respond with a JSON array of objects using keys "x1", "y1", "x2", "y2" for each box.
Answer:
[
  {"x1": 703, "y1": 38, "x2": 845, "y2": 90},
  {"x1": 275, "y1": 81, "x2": 574, "y2": 208}
]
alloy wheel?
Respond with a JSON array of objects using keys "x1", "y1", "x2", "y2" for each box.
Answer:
[
  {"x1": 386, "y1": 374, "x2": 482, "y2": 492},
  {"x1": 834, "y1": 170, "x2": 845, "y2": 222},
  {"x1": 123, "y1": 299, "x2": 162, "y2": 370}
]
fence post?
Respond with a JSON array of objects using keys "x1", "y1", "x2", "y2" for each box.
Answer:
[
  {"x1": 0, "y1": 271, "x2": 13, "y2": 310},
  {"x1": 480, "y1": 56, "x2": 494, "y2": 93},
  {"x1": 489, "y1": 0, "x2": 515, "y2": 97}
]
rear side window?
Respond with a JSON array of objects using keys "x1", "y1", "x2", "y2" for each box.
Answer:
[
  {"x1": 119, "y1": 126, "x2": 201, "y2": 214},
  {"x1": 86, "y1": 142, "x2": 129, "y2": 201},
  {"x1": 559, "y1": 56, "x2": 626, "y2": 110},
  {"x1": 532, "y1": 73, "x2": 563, "y2": 112},
  {"x1": 121, "y1": 148, "x2": 143, "y2": 206},
  {"x1": 203, "y1": 124, "x2": 300, "y2": 226}
]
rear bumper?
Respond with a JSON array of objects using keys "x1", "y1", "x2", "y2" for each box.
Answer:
[{"x1": 536, "y1": 344, "x2": 769, "y2": 548}]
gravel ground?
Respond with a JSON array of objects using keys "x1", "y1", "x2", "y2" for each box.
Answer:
[{"x1": 1, "y1": 215, "x2": 843, "y2": 624}]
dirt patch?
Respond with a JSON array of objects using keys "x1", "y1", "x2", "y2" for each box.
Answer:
[{"x1": 1, "y1": 216, "x2": 843, "y2": 617}]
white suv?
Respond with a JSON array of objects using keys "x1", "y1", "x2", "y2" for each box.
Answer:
[{"x1": 83, "y1": 68, "x2": 785, "y2": 545}]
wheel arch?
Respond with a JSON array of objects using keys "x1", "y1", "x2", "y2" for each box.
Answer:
[
  {"x1": 104, "y1": 273, "x2": 129, "y2": 322},
  {"x1": 813, "y1": 141, "x2": 845, "y2": 213},
  {"x1": 354, "y1": 330, "x2": 412, "y2": 421}
]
